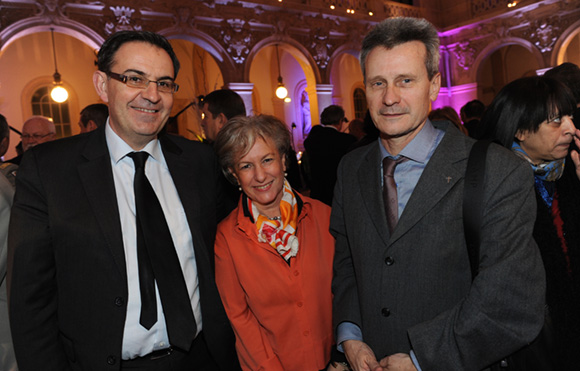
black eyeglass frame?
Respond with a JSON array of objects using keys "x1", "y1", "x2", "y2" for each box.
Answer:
[{"x1": 107, "y1": 72, "x2": 179, "y2": 94}]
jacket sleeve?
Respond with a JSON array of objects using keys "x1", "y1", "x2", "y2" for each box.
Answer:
[
  {"x1": 408, "y1": 150, "x2": 546, "y2": 371},
  {"x1": 214, "y1": 227, "x2": 285, "y2": 371},
  {"x1": 7, "y1": 151, "x2": 72, "y2": 371},
  {"x1": 330, "y1": 161, "x2": 363, "y2": 336}
]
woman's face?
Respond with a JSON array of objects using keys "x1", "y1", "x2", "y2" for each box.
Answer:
[
  {"x1": 231, "y1": 137, "x2": 286, "y2": 216},
  {"x1": 516, "y1": 114, "x2": 575, "y2": 164}
]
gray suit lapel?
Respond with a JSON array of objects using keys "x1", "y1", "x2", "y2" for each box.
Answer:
[
  {"x1": 358, "y1": 144, "x2": 392, "y2": 246},
  {"x1": 78, "y1": 129, "x2": 127, "y2": 281},
  {"x1": 391, "y1": 123, "x2": 470, "y2": 243}
]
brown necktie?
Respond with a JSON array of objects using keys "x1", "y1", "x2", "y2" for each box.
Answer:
[{"x1": 383, "y1": 156, "x2": 407, "y2": 234}]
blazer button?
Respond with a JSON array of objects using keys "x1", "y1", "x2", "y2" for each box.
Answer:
[
  {"x1": 114, "y1": 297, "x2": 124, "y2": 307},
  {"x1": 384, "y1": 256, "x2": 395, "y2": 266},
  {"x1": 381, "y1": 308, "x2": 391, "y2": 317},
  {"x1": 107, "y1": 356, "x2": 116, "y2": 365}
]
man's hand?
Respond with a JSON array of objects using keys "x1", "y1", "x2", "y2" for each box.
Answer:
[
  {"x1": 379, "y1": 353, "x2": 417, "y2": 371},
  {"x1": 571, "y1": 128, "x2": 580, "y2": 181},
  {"x1": 342, "y1": 340, "x2": 384, "y2": 371}
]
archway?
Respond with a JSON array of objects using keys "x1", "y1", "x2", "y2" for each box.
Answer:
[
  {"x1": 248, "y1": 43, "x2": 317, "y2": 152},
  {"x1": 329, "y1": 52, "x2": 364, "y2": 122},
  {"x1": 476, "y1": 44, "x2": 540, "y2": 105},
  {"x1": 168, "y1": 39, "x2": 225, "y2": 140},
  {"x1": 0, "y1": 30, "x2": 97, "y2": 158}
]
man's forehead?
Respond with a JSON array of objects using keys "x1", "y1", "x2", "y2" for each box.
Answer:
[
  {"x1": 366, "y1": 43, "x2": 428, "y2": 74},
  {"x1": 23, "y1": 119, "x2": 51, "y2": 132},
  {"x1": 110, "y1": 41, "x2": 174, "y2": 76}
]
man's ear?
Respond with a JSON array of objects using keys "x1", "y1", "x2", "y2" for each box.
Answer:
[
  {"x1": 93, "y1": 71, "x2": 109, "y2": 103},
  {"x1": 87, "y1": 120, "x2": 98, "y2": 132},
  {"x1": 429, "y1": 73, "x2": 441, "y2": 102},
  {"x1": 217, "y1": 113, "x2": 228, "y2": 131}
]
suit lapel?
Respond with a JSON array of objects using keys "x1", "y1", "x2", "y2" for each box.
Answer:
[
  {"x1": 77, "y1": 128, "x2": 127, "y2": 280},
  {"x1": 391, "y1": 123, "x2": 469, "y2": 243},
  {"x1": 358, "y1": 144, "x2": 392, "y2": 246},
  {"x1": 159, "y1": 136, "x2": 210, "y2": 266}
]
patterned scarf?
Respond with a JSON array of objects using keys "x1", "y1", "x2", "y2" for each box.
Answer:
[
  {"x1": 512, "y1": 141, "x2": 565, "y2": 207},
  {"x1": 250, "y1": 179, "x2": 299, "y2": 261}
]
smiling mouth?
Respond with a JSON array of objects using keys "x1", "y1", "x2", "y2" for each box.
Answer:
[
  {"x1": 133, "y1": 107, "x2": 158, "y2": 113},
  {"x1": 254, "y1": 181, "x2": 273, "y2": 191}
]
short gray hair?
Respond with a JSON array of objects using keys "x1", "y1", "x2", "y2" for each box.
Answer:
[
  {"x1": 214, "y1": 115, "x2": 291, "y2": 184},
  {"x1": 360, "y1": 17, "x2": 440, "y2": 81}
]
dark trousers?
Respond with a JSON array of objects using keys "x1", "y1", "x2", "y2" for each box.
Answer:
[{"x1": 121, "y1": 332, "x2": 219, "y2": 371}]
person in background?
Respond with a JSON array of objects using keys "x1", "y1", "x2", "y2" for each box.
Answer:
[
  {"x1": 6, "y1": 116, "x2": 55, "y2": 165},
  {"x1": 303, "y1": 105, "x2": 356, "y2": 205},
  {"x1": 480, "y1": 75, "x2": 580, "y2": 370},
  {"x1": 348, "y1": 118, "x2": 366, "y2": 141},
  {"x1": 213, "y1": 114, "x2": 345, "y2": 371},
  {"x1": 200, "y1": 89, "x2": 247, "y2": 143},
  {"x1": 332, "y1": 17, "x2": 544, "y2": 371},
  {"x1": 544, "y1": 62, "x2": 580, "y2": 129},
  {"x1": 78, "y1": 103, "x2": 109, "y2": 133},
  {"x1": 428, "y1": 106, "x2": 468, "y2": 135},
  {"x1": 460, "y1": 99, "x2": 486, "y2": 139}
]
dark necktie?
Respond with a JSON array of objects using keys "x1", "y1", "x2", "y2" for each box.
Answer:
[
  {"x1": 383, "y1": 156, "x2": 407, "y2": 234},
  {"x1": 128, "y1": 151, "x2": 197, "y2": 351}
]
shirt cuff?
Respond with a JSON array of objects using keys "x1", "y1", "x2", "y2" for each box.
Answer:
[
  {"x1": 410, "y1": 350, "x2": 422, "y2": 371},
  {"x1": 336, "y1": 322, "x2": 363, "y2": 352}
]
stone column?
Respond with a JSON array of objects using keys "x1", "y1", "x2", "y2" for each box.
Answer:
[
  {"x1": 315, "y1": 84, "x2": 334, "y2": 121},
  {"x1": 226, "y1": 82, "x2": 255, "y2": 115}
]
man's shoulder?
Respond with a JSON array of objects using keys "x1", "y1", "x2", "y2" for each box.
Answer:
[
  {"x1": 340, "y1": 141, "x2": 376, "y2": 169},
  {"x1": 333, "y1": 130, "x2": 357, "y2": 145}
]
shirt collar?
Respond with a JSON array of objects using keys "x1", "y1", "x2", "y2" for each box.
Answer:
[
  {"x1": 105, "y1": 120, "x2": 161, "y2": 164},
  {"x1": 379, "y1": 119, "x2": 438, "y2": 164}
]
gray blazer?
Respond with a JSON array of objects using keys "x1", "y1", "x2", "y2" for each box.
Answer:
[{"x1": 331, "y1": 121, "x2": 546, "y2": 371}]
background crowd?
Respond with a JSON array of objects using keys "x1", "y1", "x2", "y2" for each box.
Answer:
[{"x1": 0, "y1": 15, "x2": 579, "y2": 371}]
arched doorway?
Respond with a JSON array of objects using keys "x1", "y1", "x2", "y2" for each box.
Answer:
[{"x1": 477, "y1": 44, "x2": 540, "y2": 105}]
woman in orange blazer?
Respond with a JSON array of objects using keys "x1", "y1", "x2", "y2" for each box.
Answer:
[{"x1": 213, "y1": 115, "x2": 345, "y2": 371}]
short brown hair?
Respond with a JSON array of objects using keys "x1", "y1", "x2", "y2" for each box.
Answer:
[{"x1": 214, "y1": 115, "x2": 291, "y2": 184}]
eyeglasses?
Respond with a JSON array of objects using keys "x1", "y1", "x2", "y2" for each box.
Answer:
[
  {"x1": 21, "y1": 133, "x2": 54, "y2": 140},
  {"x1": 108, "y1": 72, "x2": 179, "y2": 94}
]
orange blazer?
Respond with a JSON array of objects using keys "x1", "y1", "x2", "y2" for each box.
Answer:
[{"x1": 215, "y1": 194, "x2": 335, "y2": 371}]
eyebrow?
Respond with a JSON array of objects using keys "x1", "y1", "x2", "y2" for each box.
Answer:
[{"x1": 122, "y1": 69, "x2": 175, "y2": 81}]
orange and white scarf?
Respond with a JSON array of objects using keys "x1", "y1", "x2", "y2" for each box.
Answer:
[{"x1": 250, "y1": 179, "x2": 299, "y2": 261}]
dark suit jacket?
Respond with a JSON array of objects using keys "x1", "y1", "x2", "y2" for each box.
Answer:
[
  {"x1": 331, "y1": 122, "x2": 546, "y2": 370},
  {"x1": 304, "y1": 125, "x2": 356, "y2": 205},
  {"x1": 7, "y1": 126, "x2": 237, "y2": 371}
]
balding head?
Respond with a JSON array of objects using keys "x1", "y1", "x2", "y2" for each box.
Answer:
[{"x1": 22, "y1": 116, "x2": 56, "y2": 151}]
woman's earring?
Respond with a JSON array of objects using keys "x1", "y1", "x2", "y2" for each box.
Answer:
[
  {"x1": 284, "y1": 172, "x2": 288, "y2": 177},
  {"x1": 238, "y1": 186, "x2": 242, "y2": 191}
]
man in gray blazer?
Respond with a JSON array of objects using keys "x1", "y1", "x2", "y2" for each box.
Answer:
[{"x1": 331, "y1": 17, "x2": 546, "y2": 371}]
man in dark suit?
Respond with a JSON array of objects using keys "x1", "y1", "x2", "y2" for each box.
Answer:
[
  {"x1": 460, "y1": 99, "x2": 485, "y2": 139},
  {"x1": 331, "y1": 18, "x2": 545, "y2": 371},
  {"x1": 8, "y1": 31, "x2": 238, "y2": 371},
  {"x1": 303, "y1": 105, "x2": 356, "y2": 205}
]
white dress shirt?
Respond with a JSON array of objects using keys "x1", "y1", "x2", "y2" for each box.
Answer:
[{"x1": 105, "y1": 123, "x2": 202, "y2": 360}]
